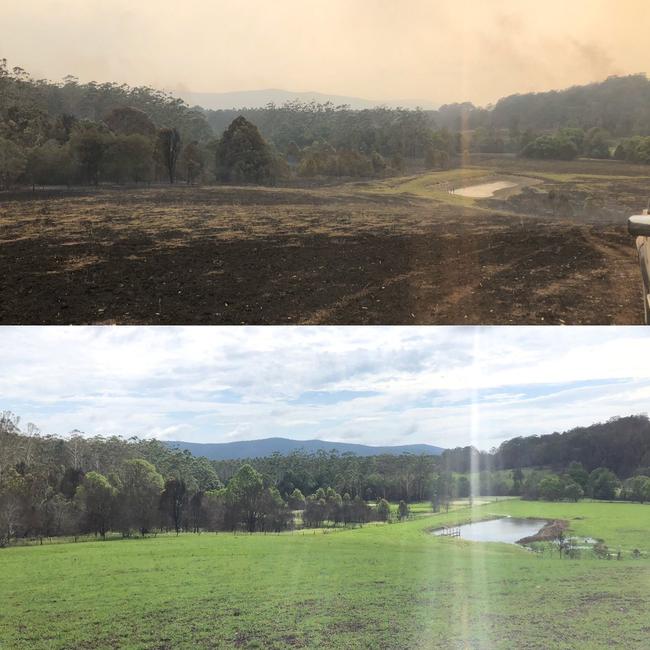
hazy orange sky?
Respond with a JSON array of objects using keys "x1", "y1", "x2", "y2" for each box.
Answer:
[{"x1": 4, "y1": 0, "x2": 650, "y2": 105}]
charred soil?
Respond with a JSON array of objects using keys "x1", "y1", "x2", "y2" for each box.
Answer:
[{"x1": 0, "y1": 175, "x2": 644, "y2": 325}]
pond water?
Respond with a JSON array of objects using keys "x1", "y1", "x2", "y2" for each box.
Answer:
[
  {"x1": 452, "y1": 180, "x2": 518, "y2": 198},
  {"x1": 434, "y1": 517, "x2": 547, "y2": 544}
]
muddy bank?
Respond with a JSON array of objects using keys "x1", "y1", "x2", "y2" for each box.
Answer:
[
  {"x1": 453, "y1": 175, "x2": 541, "y2": 199},
  {"x1": 517, "y1": 519, "x2": 569, "y2": 545},
  {"x1": 485, "y1": 186, "x2": 632, "y2": 224}
]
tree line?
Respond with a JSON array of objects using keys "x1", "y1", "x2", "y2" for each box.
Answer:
[
  {"x1": 204, "y1": 75, "x2": 650, "y2": 163},
  {"x1": 0, "y1": 61, "x2": 454, "y2": 189},
  {"x1": 0, "y1": 413, "x2": 421, "y2": 546},
  {"x1": 205, "y1": 100, "x2": 443, "y2": 159},
  {"x1": 9, "y1": 63, "x2": 650, "y2": 191},
  {"x1": 211, "y1": 447, "x2": 441, "y2": 502},
  {"x1": 0, "y1": 60, "x2": 288, "y2": 189},
  {"x1": 517, "y1": 462, "x2": 650, "y2": 505},
  {"x1": 205, "y1": 75, "x2": 650, "y2": 152},
  {"x1": 3, "y1": 411, "x2": 650, "y2": 545}
]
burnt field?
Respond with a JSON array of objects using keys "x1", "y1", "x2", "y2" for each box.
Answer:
[{"x1": 0, "y1": 158, "x2": 646, "y2": 325}]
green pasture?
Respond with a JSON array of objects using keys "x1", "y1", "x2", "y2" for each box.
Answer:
[
  {"x1": 1, "y1": 499, "x2": 649, "y2": 649},
  {"x1": 479, "y1": 498, "x2": 650, "y2": 552}
]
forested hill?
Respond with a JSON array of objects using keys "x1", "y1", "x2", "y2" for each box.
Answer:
[
  {"x1": 165, "y1": 438, "x2": 444, "y2": 460},
  {"x1": 442, "y1": 414, "x2": 650, "y2": 478},
  {"x1": 490, "y1": 74, "x2": 650, "y2": 133},
  {"x1": 495, "y1": 414, "x2": 650, "y2": 477},
  {"x1": 433, "y1": 74, "x2": 650, "y2": 135}
]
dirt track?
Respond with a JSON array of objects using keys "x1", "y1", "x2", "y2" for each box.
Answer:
[{"x1": 0, "y1": 174, "x2": 645, "y2": 325}]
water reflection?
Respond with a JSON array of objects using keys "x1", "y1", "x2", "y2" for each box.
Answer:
[{"x1": 434, "y1": 517, "x2": 547, "y2": 544}]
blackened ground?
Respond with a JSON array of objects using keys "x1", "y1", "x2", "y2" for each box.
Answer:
[{"x1": 0, "y1": 183, "x2": 643, "y2": 325}]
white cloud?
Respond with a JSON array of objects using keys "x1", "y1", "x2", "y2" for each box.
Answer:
[{"x1": 1, "y1": 326, "x2": 649, "y2": 449}]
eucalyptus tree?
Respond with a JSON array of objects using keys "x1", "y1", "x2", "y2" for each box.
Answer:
[
  {"x1": 119, "y1": 459, "x2": 164, "y2": 536},
  {"x1": 76, "y1": 471, "x2": 117, "y2": 539}
]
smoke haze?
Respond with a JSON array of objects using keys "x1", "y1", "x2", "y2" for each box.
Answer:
[{"x1": 3, "y1": 0, "x2": 649, "y2": 105}]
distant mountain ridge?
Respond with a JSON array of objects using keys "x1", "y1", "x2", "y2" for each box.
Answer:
[
  {"x1": 165, "y1": 437, "x2": 444, "y2": 460},
  {"x1": 178, "y1": 88, "x2": 438, "y2": 111}
]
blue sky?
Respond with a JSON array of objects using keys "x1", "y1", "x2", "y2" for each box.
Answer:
[{"x1": 1, "y1": 326, "x2": 649, "y2": 450}]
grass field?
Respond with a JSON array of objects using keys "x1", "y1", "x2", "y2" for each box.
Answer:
[
  {"x1": 2, "y1": 499, "x2": 649, "y2": 649},
  {"x1": 1, "y1": 156, "x2": 647, "y2": 325}
]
